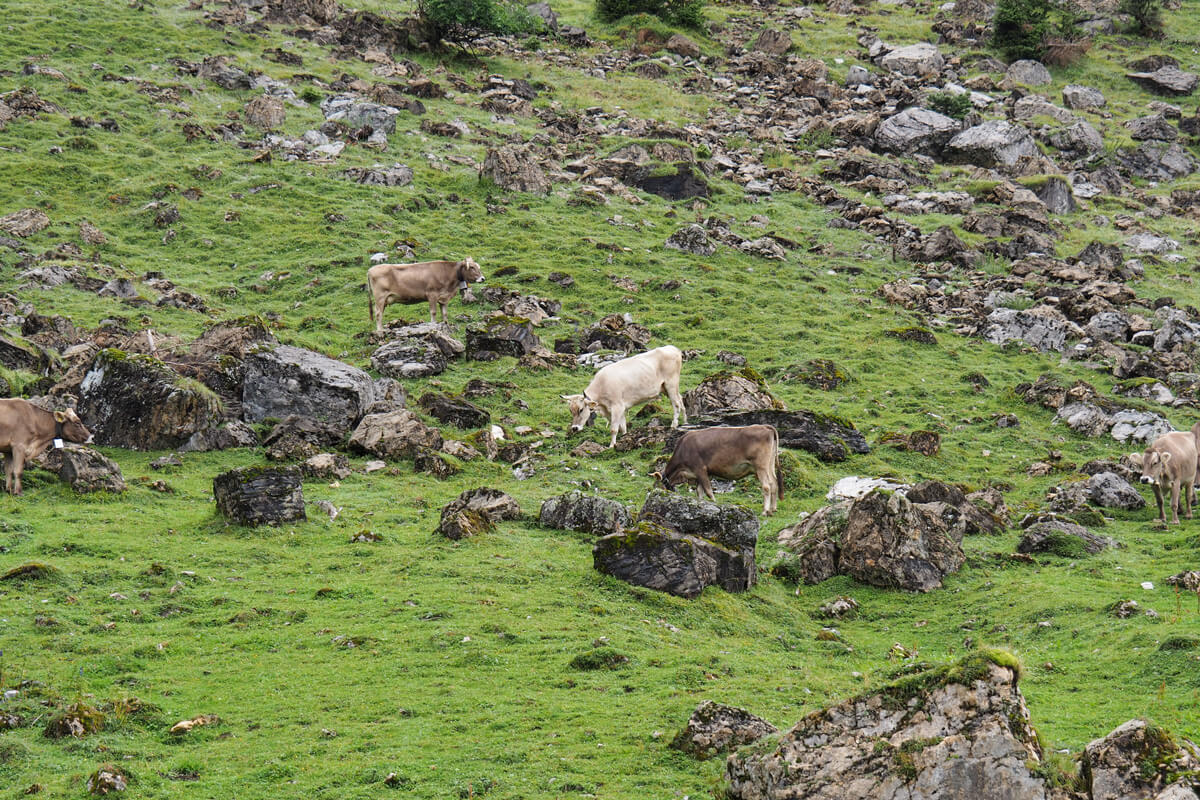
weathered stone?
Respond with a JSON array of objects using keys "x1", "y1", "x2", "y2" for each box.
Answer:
[
  {"x1": 776, "y1": 489, "x2": 965, "y2": 591},
  {"x1": 683, "y1": 370, "x2": 783, "y2": 417},
  {"x1": 1127, "y1": 66, "x2": 1199, "y2": 96},
  {"x1": 87, "y1": 764, "x2": 128, "y2": 795},
  {"x1": 261, "y1": 415, "x2": 344, "y2": 461},
  {"x1": 242, "y1": 345, "x2": 376, "y2": 433},
  {"x1": 1018, "y1": 519, "x2": 1112, "y2": 555},
  {"x1": 1083, "y1": 719, "x2": 1200, "y2": 800},
  {"x1": 636, "y1": 163, "x2": 709, "y2": 200},
  {"x1": 879, "y1": 42, "x2": 944, "y2": 76},
  {"x1": 34, "y1": 444, "x2": 126, "y2": 493},
  {"x1": 349, "y1": 409, "x2": 441, "y2": 460},
  {"x1": 1087, "y1": 471, "x2": 1145, "y2": 510},
  {"x1": 752, "y1": 28, "x2": 791, "y2": 55},
  {"x1": 1034, "y1": 176, "x2": 1076, "y2": 214},
  {"x1": 580, "y1": 314, "x2": 651, "y2": 354},
  {"x1": 197, "y1": 56, "x2": 251, "y2": 90},
  {"x1": 1127, "y1": 114, "x2": 1178, "y2": 141},
  {"x1": 417, "y1": 392, "x2": 489, "y2": 429},
  {"x1": 539, "y1": 490, "x2": 632, "y2": 536},
  {"x1": 1049, "y1": 120, "x2": 1104, "y2": 156},
  {"x1": 945, "y1": 120, "x2": 1038, "y2": 169},
  {"x1": 371, "y1": 323, "x2": 464, "y2": 379},
  {"x1": 983, "y1": 308, "x2": 1071, "y2": 351},
  {"x1": 666, "y1": 33, "x2": 700, "y2": 58},
  {"x1": 725, "y1": 657, "x2": 1048, "y2": 800},
  {"x1": 874, "y1": 108, "x2": 960, "y2": 155},
  {"x1": 244, "y1": 95, "x2": 286, "y2": 129},
  {"x1": 213, "y1": 465, "x2": 305, "y2": 527},
  {"x1": 1116, "y1": 142, "x2": 1197, "y2": 180},
  {"x1": 437, "y1": 487, "x2": 521, "y2": 539},
  {"x1": 465, "y1": 316, "x2": 543, "y2": 360},
  {"x1": 594, "y1": 491, "x2": 758, "y2": 598},
  {"x1": 1062, "y1": 84, "x2": 1106, "y2": 109},
  {"x1": 78, "y1": 350, "x2": 223, "y2": 450},
  {"x1": 482, "y1": 145, "x2": 550, "y2": 194},
  {"x1": 1006, "y1": 59, "x2": 1051, "y2": 85},
  {"x1": 341, "y1": 163, "x2": 413, "y2": 186},
  {"x1": 302, "y1": 452, "x2": 351, "y2": 479},
  {"x1": 180, "y1": 421, "x2": 259, "y2": 453},
  {"x1": 670, "y1": 701, "x2": 777, "y2": 760},
  {"x1": 320, "y1": 94, "x2": 400, "y2": 132},
  {"x1": 0, "y1": 208, "x2": 50, "y2": 238}
]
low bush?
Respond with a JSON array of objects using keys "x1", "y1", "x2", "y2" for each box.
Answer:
[{"x1": 595, "y1": 0, "x2": 705, "y2": 28}]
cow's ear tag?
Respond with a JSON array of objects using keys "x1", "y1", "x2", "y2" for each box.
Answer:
[{"x1": 53, "y1": 438, "x2": 64, "y2": 449}]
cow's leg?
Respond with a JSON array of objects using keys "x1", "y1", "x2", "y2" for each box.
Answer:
[
  {"x1": 1171, "y1": 480, "x2": 1181, "y2": 524},
  {"x1": 757, "y1": 464, "x2": 776, "y2": 515},
  {"x1": 374, "y1": 298, "x2": 388, "y2": 333},
  {"x1": 697, "y1": 469, "x2": 715, "y2": 502},
  {"x1": 1153, "y1": 484, "x2": 1165, "y2": 522},
  {"x1": 2, "y1": 455, "x2": 11, "y2": 495},
  {"x1": 607, "y1": 406, "x2": 625, "y2": 448},
  {"x1": 440, "y1": 300, "x2": 449, "y2": 323},
  {"x1": 427, "y1": 296, "x2": 438, "y2": 323},
  {"x1": 1188, "y1": 481, "x2": 1195, "y2": 520},
  {"x1": 663, "y1": 378, "x2": 685, "y2": 428},
  {"x1": 9, "y1": 450, "x2": 24, "y2": 496}
]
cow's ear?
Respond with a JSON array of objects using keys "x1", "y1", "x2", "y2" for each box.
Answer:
[
  {"x1": 1128, "y1": 453, "x2": 1143, "y2": 467},
  {"x1": 53, "y1": 411, "x2": 66, "y2": 423},
  {"x1": 650, "y1": 471, "x2": 662, "y2": 481},
  {"x1": 1163, "y1": 452, "x2": 1173, "y2": 466}
]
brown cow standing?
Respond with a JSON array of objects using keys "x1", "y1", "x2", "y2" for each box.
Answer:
[
  {"x1": 653, "y1": 424, "x2": 781, "y2": 515},
  {"x1": 368, "y1": 257, "x2": 485, "y2": 331},
  {"x1": 1137, "y1": 430, "x2": 1197, "y2": 524},
  {"x1": 0, "y1": 399, "x2": 93, "y2": 495}
]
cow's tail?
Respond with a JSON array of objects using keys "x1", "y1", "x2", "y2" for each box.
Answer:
[
  {"x1": 774, "y1": 426, "x2": 783, "y2": 501},
  {"x1": 367, "y1": 276, "x2": 375, "y2": 327}
]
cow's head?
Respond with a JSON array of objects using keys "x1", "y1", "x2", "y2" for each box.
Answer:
[
  {"x1": 459, "y1": 257, "x2": 485, "y2": 284},
  {"x1": 55, "y1": 408, "x2": 93, "y2": 445},
  {"x1": 561, "y1": 394, "x2": 598, "y2": 433},
  {"x1": 1140, "y1": 449, "x2": 1171, "y2": 486}
]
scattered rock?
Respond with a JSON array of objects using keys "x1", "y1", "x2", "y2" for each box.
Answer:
[
  {"x1": 670, "y1": 701, "x2": 777, "y2": 760},
  {"x1": 371, "y1": 323, "x2": 464, "y2": 379},
  {"x1": 213, "y1": 465, "x2": 305, "y2": 527},
  {"x1": 243, "y1": 345, "x2": 376, "y2": 433},
  {"x1": 1062, "y1": 84, "x2": 1106, "y2": 109},
  {"x1": 437, "y1": 487, "x2": 521, "y2": 539},
  {"x1": 983, "y1": 309, "x2": 1071, "y2": 352},
  {"x1": 1127, "y1": 66, "x2": 1199, "y2": 97},
  {"x1": 1005, "y1": 60, "x2": 1051, "y2": 86},
  {"x1": 1087, "y1": 471, "x2": 1146, "y2": 510},
  {"x1": 879, "y1": 42, "x2": 944, "y2": 76},
  {"x1": 683, "y1": 369, "x2": 783, "y2": 417},
  {"x1": 465, "y1": 316, "x2": 543, "y2": 360},
  {"x1": 539, "y1": 490, "x2": 632, "y2": 536},
  {"x1": 35, "y1": 444, "x2": 126, "y2": 493},
  {"x1": 482, "y1": 145, "x2": 550, "y2": 194},
  {"x1": 86, "y1": 764, "x2": 127, "y2": 795},
  {"x1": 302, "y1": 452, "x2": 351, "y2": 479},
  {"x1": 417, "y1": 392, "x2": 489, "y2": 429},
  {"x1": 944, "y1": 120, "x2": 1038, "y2": 169},
  {"x1": 875, "y1": 108, "x2": 960, "y2": 156},
  {"x1": 665, "y1": 224, "x2": 716, "y2": 256},
  {"x1": 0, "y1": 208, "x2": 51, "y2": 238},
  {"x1": 1018, "y1": 519, "x2": 1113, "y2": 556},
  {"x1": 1083, "y1": 719, "x2": 1200, "y2": 800},
  {"x1": 244, "y1": 95, "x2": 286, "y2": 129},
  {"x1": 348, "y1": 409, "x2": 442, "y2": 460}
]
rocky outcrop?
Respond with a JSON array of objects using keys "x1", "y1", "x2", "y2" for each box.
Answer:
[
  {"x1": 944, "y1": 121, "x2": 1038, "y2": 169},
  {"x1": 775, "y1": 489, "x2": 965, "y2": 591},
  {"x1": 465, "y1": 316, "x2": 543, "y2": 360},
  {"x1": 1126, "y1": 66, "x2": 1199, "y2": 96},
  {"x1": 437, "y1": 487, "x2": 521, "y2": 539},
  {"x1": 670, "y1": 409, "x2": 870, "y2": 462},
  {"x1": 1063, "y1": 84, "x2": 1106, "y2": 109},
  {"x1": 213, "y1": 465, "x2": 305, "y2": 527},
  {"x1": 983, "y1": 308, "x2": 1072, "y2": 352},
  {"x1": 35, "y1": 444, "x2": 126, "y2": 493},
  {"x1": 683, "y1": 369, "x2": 784, "y2": 417},
  {"x1": 874, "y1": 108, "x2": 960, "y2": 156},
  {"x1": 1006, "y1": 59, "x2": 1051, "y2": 85},
  {"x1": 371, "y1": 323, "x2": 464, "y2": 379},
  {"x1": 593, "y1": 491, "x2": 758, "y2": 599},
  {"x1": 482, "y1": 145, "x2": 550, "y2": 194},
  {"x1": 1083, "y1": 719, "x2": 1200, "y2": 800},
  {"x1": 539, "y1": 490, "x2": 631, "y2": 536},
  {"x1": 878, "y1": 42, "x2": 944, "y2": 76},
  {"x1": 417, "y1": 392, "x2": 489, "y2": 429},
  {"x1": 242, "y1": 345, "x2": 375, "y2": 433},
  {"x1": 1018, "y1": 519, "x2": 1114, "y2": 556},
  {"x1": 78, "y1": 349, "x2": 223, "y2": 450},
  {"x1": 670, "y1": 701, "x2": 777, "y2": 760},
  {"x1": 726, "y1": 653, "x2": 1049, "y2": 800},
  {"x1": 348, "y1": 409, "x2": 441, "y2": 460}
]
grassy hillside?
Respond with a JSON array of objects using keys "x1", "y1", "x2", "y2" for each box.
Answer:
[{"x1": 0, "y1": 0, "x2": 1198, "y2": 796}]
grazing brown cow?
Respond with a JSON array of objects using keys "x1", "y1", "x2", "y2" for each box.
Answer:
[
  {"x1": 1137, "y1": 430, "x2": 1197, "y2": 524},
  {"x1": 0, "y1": 399, "x2": 93, "y2": 495},
  {"x1": 653, "y1": 424, "x2": 781, "y2": 515},
  {"x1": 562, "y1": 345, "x2": 686, "y2": 449},
  {"x1": 368, "y1": 257, "x2": 485, "y2": 331}
]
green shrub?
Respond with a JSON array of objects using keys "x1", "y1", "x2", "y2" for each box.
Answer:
[
  {"x1": 928, "y1": 91, "x2": 973, "y2": 120},
  {"x1": 568, "y1": 647, "x2": 630, "y2": 670},
  {"x1": 992, "y1": 0, "x2": 1053, "y2": 60},
  {"x1": 1119, "y1": 0, "x2": 1163, "y2": 37},
  {"x1": 418, "y1": 0, "x2": 539, "y2": 44},
  {"x1": 595, "y1": 0, "x2": 704, "y2": 28}
]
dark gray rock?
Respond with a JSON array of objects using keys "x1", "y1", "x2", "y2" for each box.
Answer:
[
  {"x1": 683, "y1": 370, "x2": 783, "y2": 417},
  {"x1": 526, "y1": 1, "x2": 557, "y2": 29},
  {"x1": 437, "y1": 487, "x2": 521, "y2": 539},
  {"x1": 1049, "y1": 120, "x2": 1104, "y2": 157},
  {"x1": 1034, "y1": 176, "x2": 1076, "y2": 214},
  {"x1": 242, "y1": 344, "x2": 376, "y2": 433},
  {"x1": 321, "y1": 94, "x2": 401, "y2": 132},
  {"x1": 417, "y1": 392, "x2": 489, "y2": 429},
  {"x1": 465, "y1": 317, "x2": 543, "y2": 360},
  {"x1": 198, "y1": 56, "x2": 251, "y2": 90},
  {"x1": 262, "y1": 415, "x2": 344, "y2": 461},
  {"x1": 670, "y1": 701, "x2": 777, "y2": 760},
  {"x1": 874, "y1": 108, "x2": 960, "y2": 156},
  {"x1": 1087, "y1": 472, "x2": 1145, "y2": 510},
  {"x1": 180, "y1": 420, "x2": 259, "y2": 452},
  {"x1": 593, "y1": 490, "x2": 758, "y2": 599},
  {"x1": 539, "y1": 490, "x2": 632, "y2": 535},
  {"x1": 983, "y1": 309, "x2": 1071, "y2": 352},
  {"x1": 482, "y1": 145, "x2": 550, "y2": 194},
  {"x1": 78, "y1": 349, "x2": 223, "y2": 450},
  {"x1": 1116, "y1": 141, "x2": 1197, "y2": 181},
  {"x1": 1126, "y1": 115, "x2": 1178, "y2": 142},
  {"x1": 371, "y1": 324, "x2": 464, "y2": 379},
  {"x1": 665, "y1": 224, "x2": 716, "y2": 256},
  {"x1": 35, "y1": 444, "x2": 126, "y2": 493},
  {"x1": 1017, "y1": 519, "x2": 1113, "y2": 555},
  {"x1": 776, "y1": 489, "x2": 965, "y2": 591},
  {"x1": 213, "y1": 465, "x2": 305, "y2": 527},
  {"x1": 906, "y1": 480, "x2": 1008, "y2": 534},
  {"x1": 636, "y1": 164, "x2": 709, "y2": 200},
  {"x1": 340, "y1": 163, "x2": 414, "y2": 186}
]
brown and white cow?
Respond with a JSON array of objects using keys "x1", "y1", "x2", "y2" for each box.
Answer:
[
  {"x1": 1136, "y1": 430, "x2": 1197, "y2": 524},
  {"x1": 368, "y1": 257, "x2": 485, "y2": 331},
  {"x1": 561, "y1": 345, "x2": 685, "y2": 449},
  {"x1": 653, "y1": 424, "x2": 781, "y2": 515},
  {"x1": 0, "y1": 399, "x2": 93, "y2": 495}
]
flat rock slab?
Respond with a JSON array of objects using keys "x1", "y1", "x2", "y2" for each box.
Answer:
[
  {"x1": 213, "y1": 465, "x2": 305, "y2": 527},
  {"x1": 1127, "y1": 66, "x2": 1199, "y2": 96}
]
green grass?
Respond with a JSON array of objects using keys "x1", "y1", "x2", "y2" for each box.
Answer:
[{"x1": 0, "y1": 0, "x2": 1198, "y2": 797}]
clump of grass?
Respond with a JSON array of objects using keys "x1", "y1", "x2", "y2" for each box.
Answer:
[
  {"x1": 569, "y1": 647, "x2": 630, "y2": 670},
  {"x1": 0, "y1": 562, "x2": 61, "y2": 582}
]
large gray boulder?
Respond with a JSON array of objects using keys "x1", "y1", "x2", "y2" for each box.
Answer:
[
  {"x1": 593, "y1": 491, "x2": 758, "y2": 599},
  {"x1": 726, "y1": 656, "x2": 1051, "y2": 799},
  {"x1": 320, "y1": 94, "x2": 401, "y2": 132},
  {"x1": 1083, "y1": 719, "x2": 1200, "y2": 800},
  {"x1": 539, "y1": 490, "x2": 632, "y2": 536},
  {"x1": 1018, "y1": 519, "x2": 1113, "y2": 556},
  {"x1": 874, "y1": 108, "x2": 960, "y2": 155},
  {"x1": 371, "y1": 323, "x2": 464, "y2": 379},
  {"x1": 775, "y1": 488, "x2": 965, "y2": 591},
  {"x1": 879, "y1": 43, "x2": 944, "y2": 76},
  {"x1": 1049, "y1": 120, "x2": 1104, "y2": 157},
  {"x1": 665, "y1": 224, "x2": 716, "y2": 256},
  {"x1": 348, "y1": 409, "x2": 442, "y2": 460},
  {"x1": 437, "y1": 487, "x2": 521, "y2": 540},
  {"x1": 983, "y1": 309, "x2": 1071, "y2": 352},
  {"x1": 78, "y1": 349, "x2": 224, "y2": 450},
  {"x1": 482, "y1": 145, "x2": 551, "y2": 194},
  {"x1": 1116, "y1": 142, "x2": 1197, "y2": 181},
  {"x1": 35, "y1": 444, "x2": 126, "y2": 493},
  {"x1": 1062, "y1": 84, "x2": 1106, "y2": 109},
  {"x1": 683, "y1": 370, "x2": 783, "y2": 417},
  {"x1": 1126, "y1": 66, "x2": 1199, "y2": 96},
  {"x1": 1088, "y1": 472, "x2": 1146, "y2": 510},
  {"x1": 1006, "y1": 59, "x2": 1051, "y2": 86},
  {"x1": 242, "y1": 345, "x2": 376, "y2": 433},
  {"x1": 213, "y1": 465, "x2": 305, "y2": 527},
  {"x1": 945, "y1": 121, "x2": 1038, "y2": 168},
  {"x1": 670, "y1": 701, "x2": 777, "y2": 761}
]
